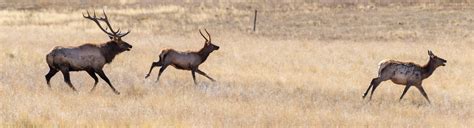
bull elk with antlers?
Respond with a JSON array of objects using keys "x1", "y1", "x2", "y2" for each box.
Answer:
[
  {"x1": 44, "y1": 10, "x2": 132, "y2": 95},
  {"x1": 362, "y1": 50, "x2": 447, "y2": 103},
  {"x1": 145, "y1": 29, "x2": 219, "y2": 84}
]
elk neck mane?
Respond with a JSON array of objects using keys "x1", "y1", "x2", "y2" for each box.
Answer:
[
  {"x1": 421, "y1": 58, "x2": 438, "y2": 79},
  {"x1": 99, "y1": 41, "x2": 125, "y2": 63},
  {"x1": 195, "y1": 45, "x2": 214, "y2": 63}
]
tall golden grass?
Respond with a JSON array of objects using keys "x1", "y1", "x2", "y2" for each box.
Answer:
[{"x1": 0, "y1": 3, "x2": 473, "y2": 127}]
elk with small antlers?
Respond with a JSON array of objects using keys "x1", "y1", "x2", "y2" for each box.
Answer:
[
  {"x1": 362, "y1": 50, "x2": 447, "y2": 103},
  {"x1": 44, "y1": 10, "x2": 132, "y2": 95},
  {"x1": 145, "y1": 29, "x2": 219, "y2": 84}
]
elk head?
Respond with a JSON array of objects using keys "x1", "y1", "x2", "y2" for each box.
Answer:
[
  {"x1": 199, "y1": 29, "x2": 219, "y2": 52},
  {"x1": 83, "y1": 10, "x2": 133, "y2": 52},
  {"x1": 428, "y1": 50, "x2": 447, "y2": 67}
]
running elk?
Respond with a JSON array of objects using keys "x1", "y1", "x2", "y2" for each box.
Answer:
[
  {"x1": 145, "y1": 29, "x2": 219, "y2": 84},
  {"x1": 45, "y1": 10, "x2": 132, "y2": 95},
  {"x1": 362, "y1": 50, "x2": 446, "y2": 103}
]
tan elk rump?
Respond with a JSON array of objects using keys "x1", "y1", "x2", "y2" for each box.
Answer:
[
  {"x1": 45, "y1": 10, "x2": 132, "y2": 95},
  {"x1": 362, "y1": 50, "x2": 447, "y2": 103},
  {"x1": 145, "y1": 29, "x2": 219, "y2": 84}
]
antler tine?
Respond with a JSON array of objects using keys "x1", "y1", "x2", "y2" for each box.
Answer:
[
  {"x1": 83, "y1": 10, "x2": 94, "y2": 19},
  {"x1": 117, "y1": 30, "x2": 131, "y2": 38},
  {"x1": 115, "y1": 27, "x2": 131, "y2": 37},
  {"x1": 100, "y1": 10, "x2": 120, "y2": 35},
  {"x1": 93, "y1": 10, "x2": 96, "y2": 18},
  {"x1": 199, "y1": 29, "x2": 208, "y2": 42},
  {"x1": 83, "y1": 10, "x2": 115, "y2": 37},
  {"x1": 82, "y1": 11, "x2": 88, "y2": 18},
  {"x1": 204, "y1": 29, "x2": 211, "y2": 42},
  {"x1": 102, "y1": 9, "x2": 107, "y2": 20}
]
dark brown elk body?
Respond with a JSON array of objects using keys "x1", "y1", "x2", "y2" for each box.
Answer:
[
  {"x1": 45, "y1": 11, "x2": 132, "y2": 95},
  {"x1": 145, "y1": 29, "x2": 219, "y2": 84},
  {"x1": 362, "y1": 50, "x2": 447, "y2": 103}
]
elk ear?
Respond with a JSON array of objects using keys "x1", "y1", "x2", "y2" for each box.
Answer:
[{"x1": 428, "y1": 50, "x2": 434, "y2": 57}]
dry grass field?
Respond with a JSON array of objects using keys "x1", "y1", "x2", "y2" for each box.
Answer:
[{"x1": 0, "y1": 1, "x2": 473, "y2": 127}]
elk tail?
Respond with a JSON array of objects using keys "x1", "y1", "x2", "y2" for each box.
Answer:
[
  {"x1": 377, "y1": 59, "x2": 392, "y2": 77},
  {"x1": 156, "y1": 50, "x2": 170, "y2": 66},
  {"x1": 46, "y1": 51, "x2": 57, "y2": 69},
  {"x1": 46, "y1": 47, "x2": 64, "y2": 70}
]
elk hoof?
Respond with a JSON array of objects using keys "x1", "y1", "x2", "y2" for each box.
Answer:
[
  {"x1": 114, "y1": 91, "x2": 121, "y2": 95},
  {"x1": 145, "y1": 74, "x2": 150, "y2": 78}
]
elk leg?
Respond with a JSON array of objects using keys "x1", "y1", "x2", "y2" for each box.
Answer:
[
  {"x1": 363, "y1": 78, "x2": 379, "y2": 99},
  {"x1": 86, "y1": 70, "x2": 99, "y2": 92},
  {"x1": 45, "y1": 67, "x2": 59, "y2": 88},
  {"x1": 96, "y1": 70, "x2": 120, "y2": 95},
  {"x1": 156, "y1": 65, "x2": 168, "y2": 82},
  {"x1": 196, "y1": 69, "x2": 215, "y2": 82},
  {"x1": 145, "y1": 62, "x2": 160, "y2": 78},
  {"x1": 191, "y1": 70, "x2": 197, "y2": 85},
  {"x1": 362, "y1": 79, "x2": 374, "y2": 99},
  {"x1": 415, "y1": 85, "x2": 431, "y2": 104},
  {"x1": 362, "y1": 84, "x2": 372, "y2": 99},
  {"x1": 369, "y1": 78, "x2": 382, "y2": 100},
  {"x1": 60, "y1": 69, "x2": 77, "y2": 91},
  {"x1": 399, "y1": 85, "x2": 411, "y2": 101}
]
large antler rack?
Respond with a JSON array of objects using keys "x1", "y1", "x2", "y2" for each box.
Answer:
[{"x1": 83, "y1": 10, "x2": 130, "y2": 38}]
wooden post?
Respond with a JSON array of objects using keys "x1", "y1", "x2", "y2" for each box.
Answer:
[{"x1": 253, "y1": 10, "x2": 257, "y2": 32}]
